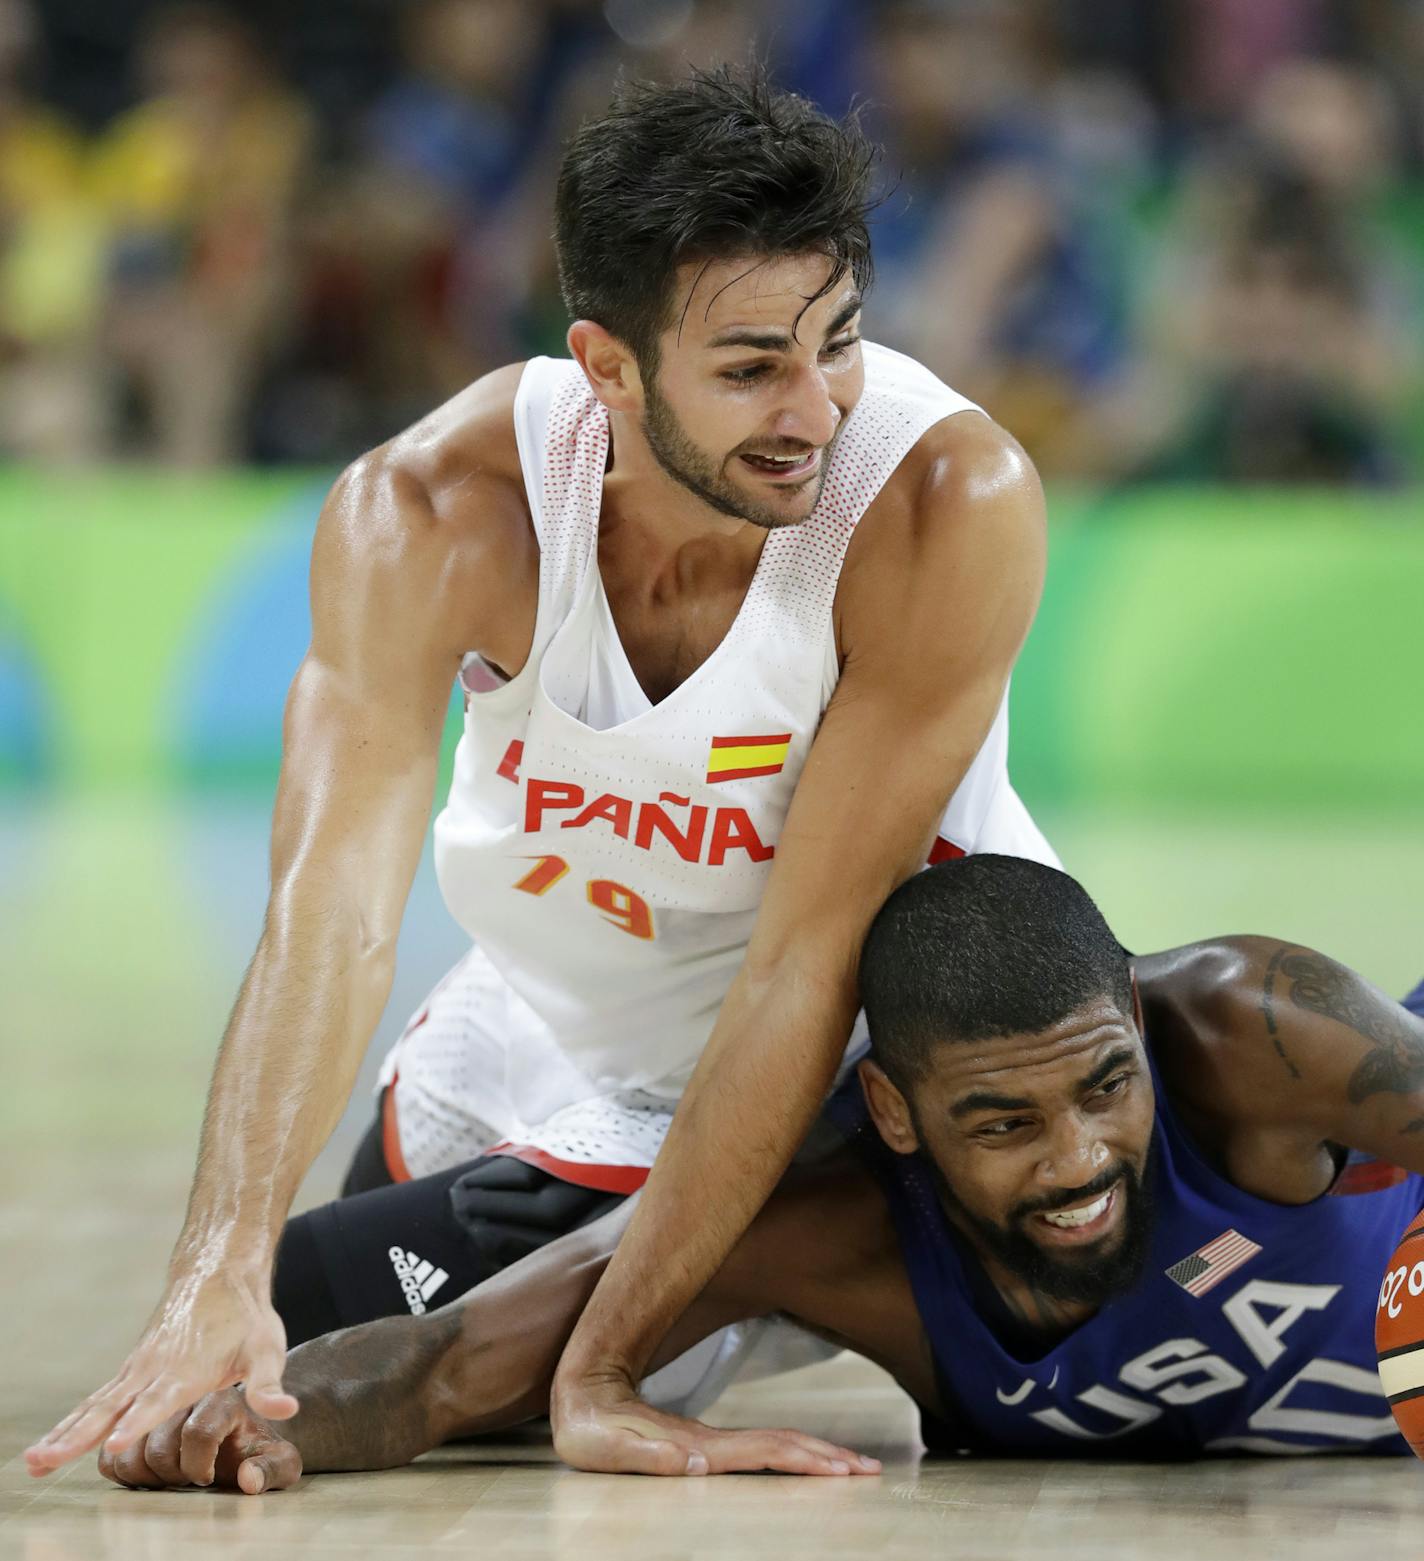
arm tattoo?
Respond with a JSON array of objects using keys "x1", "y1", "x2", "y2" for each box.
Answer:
[
  {"x1": 1276, "y1": 949, "x2": 1424, "y2": 1106},
  {"x1": 1260, "y1": 946, "x2": 1302, "y2": 1080}
]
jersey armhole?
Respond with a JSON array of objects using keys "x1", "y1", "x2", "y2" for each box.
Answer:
[
  {"x1": 512, "y1": 356, "x2": 558, "y2": 548},
  {"x1": 459, "y1": 357, "x2": 560, "y2": 705}
]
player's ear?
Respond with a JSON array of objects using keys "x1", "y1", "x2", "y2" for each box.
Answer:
[
  {"x1": 859, "y1": 1059, "x2": 921, "y2": 1157},
  {"x1": 567, "y1": 320, "x2": 642, "y2": 414}
]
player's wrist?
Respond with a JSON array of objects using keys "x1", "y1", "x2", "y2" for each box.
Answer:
[
  {"x1": 166, "y1": 1224, "x2": 276, "y2": 1289},
  {"x1": 551, "y1": 1333, "x2": 641, "y2": 1410}
]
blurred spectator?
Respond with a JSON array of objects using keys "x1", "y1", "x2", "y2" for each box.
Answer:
[
  {"x1": 1358, "y1": 0, "x2": 1424, "y2": 169},
  {"x1": 88, "y1": 4, "x2": 312, "y2": 465},
  {"x1": 1248, "y1": 57, "x2": 1424, "y2": 362},
  {"x1": 863, "y1": 0, "x2": 1135, "y2": 475},
  {"x1": 1128, "y1": 162, "x2": 1405, "y2": 485},
  {"x1": 0, "y1": 0, "x2": 106, "y2": 460},
  {"x1": 1170, "y1": 0, "x2": 1333, "y2": 126},
  {"x1": 367, "y1": 0, "x2": 541, "y2": 210},
  {"x1": 259, "y1": 0, "x2": 553, "y2": 460},
  {"x1": 1251, "y1": 58, "x2": 1400, "y2": 202},
  {"x1": 0, "y1": 0, "x2": 1419, "y2": 483}
]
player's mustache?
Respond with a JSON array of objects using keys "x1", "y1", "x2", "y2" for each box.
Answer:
[{"x1": 1013, "y1": 1163, "x2": 1130, "y2": 1220}]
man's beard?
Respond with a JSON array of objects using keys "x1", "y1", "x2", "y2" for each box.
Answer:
[
  {"x1": 925, "y1": 1140, "x2": 1159, "y2": 1308},
  {"x1": 641, "y1": 376, "x2": 832, "y2": 531}
]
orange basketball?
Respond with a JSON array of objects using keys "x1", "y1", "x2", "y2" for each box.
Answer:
[{"x1": 1376, "y1": 1208, "x2": 1424, "y2": 1458}]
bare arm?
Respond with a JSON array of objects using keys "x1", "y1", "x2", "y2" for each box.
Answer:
[
  {"x1": 101, "y1": 1162, "x2": 920, "y2": 1490},
  {"x1": 30, "y1": 369, "x2": 536, "y2": 1475},
  {"x1": 172, "y1": 454, "x2": 487, "y2": 1297},
  {"x1": 552, "y1": 412, "x2": 1046, "y2": 1473},
  {"x1": 292, "y1": 1163, "x2": 913, "y2": 1470},
  {"x1": 290, "y1": 1215, "x2": 622, "y2": 1470},
  {"x1": 1250, "y1": 943, "x2": 1424, "y2": 1155},
  {"x1": 96, "y1": 1232, "x2": 614, "y2": 1493},
  {"x1": 97, "y1": 1229, "x2": 615, "y2": 1493}
]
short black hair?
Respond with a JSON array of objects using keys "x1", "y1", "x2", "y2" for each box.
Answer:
[
  {"x1": 860, "y1": 856, "x2": 1134, "y2": 1091},
  {"x1": 554, "y1": 64, "x2": 877, "y2": 374}
]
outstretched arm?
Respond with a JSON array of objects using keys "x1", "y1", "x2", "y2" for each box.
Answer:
[
  {"x1": 100, "y1": 1163, "x2": 919, "y2": 1490},
  {"x1": 552, "y1": 412, "x2": 1045, "y2": 1474},
  {"x1": 30, "y1": 370, "x2": 536, "y2": 1477}
]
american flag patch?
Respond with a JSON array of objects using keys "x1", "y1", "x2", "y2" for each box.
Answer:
[{"x1": 1165, "y1": 1229, "x2": 1262, "y2": 1296}]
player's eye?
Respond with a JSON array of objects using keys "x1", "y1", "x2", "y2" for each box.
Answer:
[
  {"x1": 980, "y1": 1118, "x2": 1031, "y2": 1139},
  {"x1": 721, "y1": 337, "x2": 858, "y2": 384},
  {"x1": 1093, "y1": 1074, "x2": 1131, "y2": 1101}
]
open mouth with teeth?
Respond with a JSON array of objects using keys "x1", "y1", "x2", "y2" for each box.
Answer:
[
  {"x1": 739, "y1": 449, "x2": 820, "y2": 481},
  {"x1": 1032, "y1": 1183, "x2": 1121, "y2": 1246}
]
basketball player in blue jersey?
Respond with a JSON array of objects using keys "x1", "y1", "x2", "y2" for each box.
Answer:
[
  {"x1": 28, "y1": 67, "x2": 1054, "y2": 1481},
  {"x1": 96, "y1": 856, "x2": 1424, "y2": 1489}
]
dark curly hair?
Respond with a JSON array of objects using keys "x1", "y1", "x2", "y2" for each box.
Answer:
[{"x1": 555, "y1": 64, "x2": 878, "y2": 375}]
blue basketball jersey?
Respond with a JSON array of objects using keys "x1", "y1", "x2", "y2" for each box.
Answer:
[{"x1": 834, "y1": 1016, "x2": 1424, "y2": 1457}]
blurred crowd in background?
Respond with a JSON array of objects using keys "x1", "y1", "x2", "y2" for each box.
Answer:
[{"x1": 4, "y1": 0, "x2": 1424, "y2": 483}]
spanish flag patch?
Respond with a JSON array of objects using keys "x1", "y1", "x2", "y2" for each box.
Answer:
[{"x1": 705, "y1": 732, "x2": 792, "y2": 784}]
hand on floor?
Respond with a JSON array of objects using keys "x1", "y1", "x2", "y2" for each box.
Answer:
[
  {"x1": 25, "y1": 1269, "x2": 297, "y2": 1476},
  {"x1": 551, "y1": 1369, "x2": 880, "y2": 1477},
  {"x1": 96, "y1": 1389, "x2": 302, "y2": 1494}
]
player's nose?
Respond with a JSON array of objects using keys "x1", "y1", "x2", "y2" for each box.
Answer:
[
  {"x1": 1035, "y1": 1113, "x2": 1110, "y2": 1187},
  {"x1": 771, "y1": 362, "x2": 841, "y2": 448}
]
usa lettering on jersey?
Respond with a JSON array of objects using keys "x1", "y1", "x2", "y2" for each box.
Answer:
[{"x1": 1000, "y1": 1279, "x2": 1396, "y2": 1451}]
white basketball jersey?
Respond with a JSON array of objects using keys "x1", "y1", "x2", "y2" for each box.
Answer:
[{"x1": 383, "y1": 342, "x2": 1056, "y2": 1125}]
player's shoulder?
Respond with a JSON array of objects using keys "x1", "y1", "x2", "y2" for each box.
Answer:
[
  {"x1": 860, "y1": 340, "x2": 1043, "y2": 529},
  {"x1": 901, "y1": 406, "x2": 1042, "y2": 523},
  {"x1": 850, "y1": 379, "x2": 1044, "y2": 580},
  {"x1": 837, "y1": 396, "x2": 1045, "y2": 658},
  {"x1": 308, "y1": 365, "x2": 538, "y2": 657},
  {"x1": 384, "y1": 360, "x2": 528, "y2": 500},
  {"x1": 322, "y1": 362, "x2": 531, "y2": 559},
  {"x1": 1137, "y1": 937, "x2": 1304, "y2": 1116},
  {"x1": 1138, "y1": 936, "x2": 1283, "y2": 1032}
]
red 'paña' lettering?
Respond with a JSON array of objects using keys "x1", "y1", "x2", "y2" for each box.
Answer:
[
  {"x1": 523, "y1": 778, "x2": 773, "y2": 866},
  {"x1": 496, "y1": 740, "x2": 524, "y2": 784}
]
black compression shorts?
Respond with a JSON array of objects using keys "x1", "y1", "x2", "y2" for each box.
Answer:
[{"x1": 273, "y1": 1153, "x2": 625, "y2": 1347}]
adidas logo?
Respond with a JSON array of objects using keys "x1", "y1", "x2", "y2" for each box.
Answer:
[{"x1": 388, "y1": 1246, "x2": 449, "y2": 1315}]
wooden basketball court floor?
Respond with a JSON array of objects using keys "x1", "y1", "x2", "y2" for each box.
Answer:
[
  {"x1": 8, "y1": 1180, "x2": 1424, "y2": 1561},
  {"x1": 4, "y1": 797, "x2": 1424, "y2": 1558}
]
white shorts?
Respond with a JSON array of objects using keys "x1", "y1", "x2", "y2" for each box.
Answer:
[{"x1": 380, "y1": 945, "x2": 683, "y2": 1187}]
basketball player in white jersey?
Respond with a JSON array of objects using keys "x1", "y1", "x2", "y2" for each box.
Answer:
[{"x1": 28, "y1": 66, "x2": 1053, "y2": 1480}]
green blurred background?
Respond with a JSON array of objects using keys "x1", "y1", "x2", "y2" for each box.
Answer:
[{"x1": 2, "y1": 476, "x2": 1420, "y2": 1175}]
